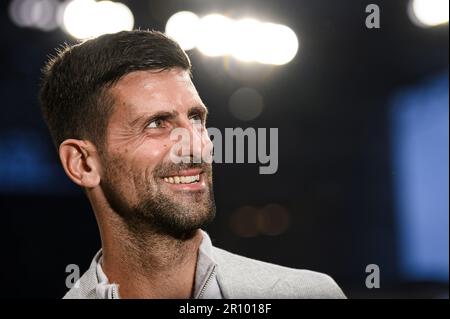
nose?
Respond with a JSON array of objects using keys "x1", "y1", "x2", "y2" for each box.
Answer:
[{"x1": 173, "y1": 119, "x2": 212, "y2": 163}]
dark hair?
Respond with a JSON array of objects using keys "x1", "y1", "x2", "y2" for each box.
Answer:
[{"x1": 39, "y1": 30, "x2": 191, "y2": 150}]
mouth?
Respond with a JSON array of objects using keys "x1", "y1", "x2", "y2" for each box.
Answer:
[
  {"x1": 163, "y1": 174, "x2": 200, "y2": 184},
  {"x1": 160, "y1": 169, "x2": 206, "y2": 191}
]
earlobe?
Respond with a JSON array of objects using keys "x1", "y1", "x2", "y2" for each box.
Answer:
[{"x1": 59, "y1": 139, "x2": 101, "y2": 188}]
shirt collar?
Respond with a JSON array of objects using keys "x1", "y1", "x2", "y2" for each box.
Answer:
[{"x1": 94, "y1": 230, "x2": 222, "y2": 299}]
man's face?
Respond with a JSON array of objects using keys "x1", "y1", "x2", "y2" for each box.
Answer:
[{"x1": 99, "y1": 68, "x2": 215, "y2": 239}]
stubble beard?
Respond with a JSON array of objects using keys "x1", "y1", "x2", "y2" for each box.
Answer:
[{"x1": 100, "y1": 153, "x2": 216, "y2": 241}]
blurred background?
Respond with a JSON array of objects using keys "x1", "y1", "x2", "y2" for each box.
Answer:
[{"x1": 0, "y1": 0, "x2": 448, "y2": 298}]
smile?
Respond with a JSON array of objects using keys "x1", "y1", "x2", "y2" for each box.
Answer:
[{"x1": 163, "y1": 174, "x2": 200, "y2": 184}]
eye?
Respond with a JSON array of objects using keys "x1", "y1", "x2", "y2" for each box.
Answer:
[
  {"x1": 190, "y1": 114, "x2": 203, "y2": 125},
  {"x1": 147, "y1": 118, "x2": 165, "y2": 129}
]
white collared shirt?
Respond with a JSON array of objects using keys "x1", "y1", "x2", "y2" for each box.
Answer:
[{"x1": 94, "y1": 230, "x2": 223, "y2": 299}]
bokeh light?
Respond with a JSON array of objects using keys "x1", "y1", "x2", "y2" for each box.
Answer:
[
  {"x1": 165, "y1": 11, "x2": 200, "y2": 50},
  {"x1": 229, "y1": 87, "x2": 264, "y2": 121},
  {"x1": 196, "y1": 14, "x2": 234, "y2": 57},
  {"x1": 9, "y1": 0, "x2": 59, "y2": 31},
  {"x1": 409, "y1": 0, "x2": 449, "y2": 27},
  {"x1": 229, "y1": 204, "x2": 290, "y2": 237},
  {"x1": 62, "y1": 0, "x2": 134, "y2": 39},
  {"x1": 229, "y1": 206, "x2": 261, "y2": 238},
  {"x1": 255, "y1": 23, "x2": 299, "y2": 65},
  {"x1": 259, "y1": 204, "x2": 290, "y2": 236},
  {"x1": 230, "y1": 18, "x2": 263, "y2": 62},
  {"x1": 166, "y1": 12, "x2": 299, "y2": 65}
]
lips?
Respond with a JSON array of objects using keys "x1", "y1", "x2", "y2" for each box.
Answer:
[
  {"x1": 164, "y1": 174, "x2": 200, "y2": 184},
  {"x1": 160, "y1": 168, "x2": 206, "y2": 191}
]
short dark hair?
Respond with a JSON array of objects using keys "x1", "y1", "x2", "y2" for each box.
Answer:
[{"x1": 39, "y1": 30, "x2": 191, "y2": 150}]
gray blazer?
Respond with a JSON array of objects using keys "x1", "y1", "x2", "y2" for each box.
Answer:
[{"x1": 64, "y1": 246, "x2": 346, "y2": 299}]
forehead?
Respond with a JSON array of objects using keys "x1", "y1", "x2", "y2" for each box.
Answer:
[{"x1": 109, "y1": 68, "x2": 202, "y2": 118}]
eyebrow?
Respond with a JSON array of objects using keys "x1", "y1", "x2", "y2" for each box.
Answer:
[
  {"x1": 188, "y1": 105, "x2": 208, "y2": 120},
  {"x1": 128, "y1": 105, "x2": 208, "y2": 127},
  {"x1": 128, "y1": 110, "x2": 177, "y2": 128}
]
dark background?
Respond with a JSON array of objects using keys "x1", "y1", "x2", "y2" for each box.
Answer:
[{"x1": 0, "y1": 0, "x2": 448, "y2": 298}]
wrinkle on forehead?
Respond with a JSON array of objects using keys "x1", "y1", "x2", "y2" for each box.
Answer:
[
  {"x1": 110, "y1": 68, "x2": 200, "y2": 116},
  {"x1": 142, "y1": 68, "x2": 192, "y2": 89}
]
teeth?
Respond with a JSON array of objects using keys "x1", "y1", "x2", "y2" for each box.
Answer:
[{"x1": 163, "y1": 174, "x2": 200, "y2": 184}]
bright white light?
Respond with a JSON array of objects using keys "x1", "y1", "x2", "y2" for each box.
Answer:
[
  {"x1": 197, "y1": 14, "x2": 233, "y2": 56},
  {"x1": 63, "y1": 0, "x2": 96, "y2": 39},
  {"x1": 93, "y1": 1, "x2": 134, "y2": 37},
  {"x1": 166, "y1": 11, "x2": 299, "y2": 65},
  {"x1": 165, "y1": 11, "x2": 200, "y2": 50},
  {"x1": 164, "y1": 11, "x2": 299, "y2": 65},
  {"x1": 409, "y1": 0, "x2": 449, "y2": 27},
  {"x1": 230, "y1": 20, "x2": 299, "y2": 65},
  {"x1": 255, "y1": 23, "x2": 299, "y2": 65},
  {"x1": 62, "y1": 0, "x2": 134, "y2": 39},
  {"x1": 231, "y1": 18, "x2": 263, "y2": 62}
]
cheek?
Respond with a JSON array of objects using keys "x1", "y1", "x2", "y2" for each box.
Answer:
[
  {"x1": 202, "y1": 131, "x2": 213, "y2": 148},
  {"x1": 145, "y1": 143, "x2": 167, "y2": 158},
  {"x1": 136, "y1": 141, "x2": 171, "y2": 172}
]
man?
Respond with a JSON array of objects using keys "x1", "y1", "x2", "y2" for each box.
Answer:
[{"x1": 39, "y1": 30, "x2": 346, "y2": 299}]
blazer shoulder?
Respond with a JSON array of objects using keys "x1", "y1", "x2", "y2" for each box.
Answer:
[{"x1": 212, "y1": 247, "x2": 346, "y2": 299}]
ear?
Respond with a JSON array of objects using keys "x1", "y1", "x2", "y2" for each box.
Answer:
[{"x1": 58, "y1": 139, "x2": 101, "y2": 188}]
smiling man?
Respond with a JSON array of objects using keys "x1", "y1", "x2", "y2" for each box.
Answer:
[{"x1": 39, "y1": 30, "x2": 345, "y2": 299}]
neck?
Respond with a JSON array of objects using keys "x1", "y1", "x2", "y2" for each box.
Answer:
[{"x1": 91, "y1": 194, "x2": 203, "y2": 299}]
